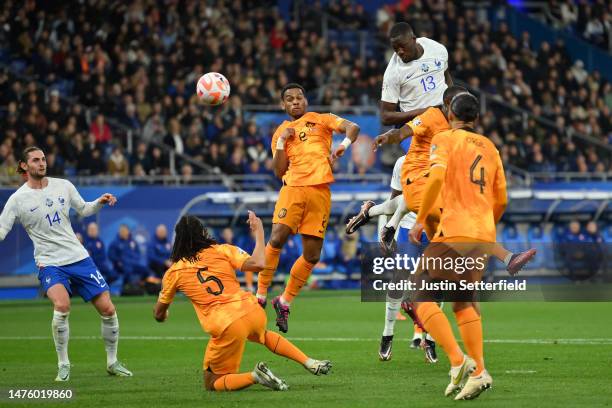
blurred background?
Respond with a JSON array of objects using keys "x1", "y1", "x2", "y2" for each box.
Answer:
[{"x1": 0, "y1": 0, "x2": 610, "y2": 299}]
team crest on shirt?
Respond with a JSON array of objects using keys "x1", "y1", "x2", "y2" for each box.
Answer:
[
  {"x1": 413, "y1": 118, "x2": 422, "y2": 127},
  {"x1": 434, "y1": 59, "x2": 442, "y2": 69},
  {"x1": 278, "y1": 208, "x2": 287, "y2": 218},
  {"x1": 421, "y1": 63, "x2": 429, "y2": 72},
  {"x1": 45, "y1": 198, "x2": 53, "y2": 207},
  {"x1": 58, "y1": 196, "x2": 65, "y2": 206}
]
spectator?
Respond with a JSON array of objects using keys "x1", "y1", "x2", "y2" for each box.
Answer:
[
  {"x1": 83, "y1": 222, "x2": 117, "y2": 284},
  {"x1": 147, "y1": 224, "x2": 172, "y2": 278},
  {"x1": 108, "y1": 224, "x2": 151, "y2": 287},
  {"x1": 90, "y1": 114, "x2": 112, "y2": 144},
  {"x1": 107, "y1": 147, "x2": 129, "y2": 177},
  {"x1": 163, "y1": 118, "x2": 184, "y2": 155}
]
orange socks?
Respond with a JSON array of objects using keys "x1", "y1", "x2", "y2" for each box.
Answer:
[
  {"x1": 417, "y1": 302, "x2": 464, "y2": 366},
  {"x1": 257, "y1": 244, "x2": 281, "y2": 297},
  {"x1": 455, "y1": 306, "x2": 484, "y2": 376},
  {"x1": 213, "y1": 373, "x2": 255, "y2": 391},
  {"x1": 282, "y1": 256, "x2": 314, "y2": 303},
  {"x1": 264, "y1": 330, "x2": 308, "y2": 365}
]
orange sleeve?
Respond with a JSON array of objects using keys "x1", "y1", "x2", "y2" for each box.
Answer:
[
  {"x1": 321, "y1": 113, "x2": 346, "y2": 132},
  {"x1": 429, "y1": 131, "x2": 451, "y2": 169},
  {"x1": 215, "y1": 244, "x2": 251, "y2": 270},
  {"x1": 406, "y1": 109, "x2": 432, "y2": 139},
  {"x1": 158, "y1": 268, "x2": 178, "y2": 304}
]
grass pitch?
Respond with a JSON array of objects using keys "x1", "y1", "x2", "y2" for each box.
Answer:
[{"x1": 1, "y1": 291, "x2": 612, "y2": 407}]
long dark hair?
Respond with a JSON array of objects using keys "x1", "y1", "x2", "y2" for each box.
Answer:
[
  {"x1": 17, "y1": 146, "x2": 43, "y2": 174},
  {"x1": 170, "y1": 215, "x2": 217, "y2": 263}
]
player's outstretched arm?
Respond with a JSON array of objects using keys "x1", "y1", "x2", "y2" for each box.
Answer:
[
  {"x1": 242, "y1": 211, "x2": 265, "y2": 272},
  {"x1": 409, "y1": 165, "x2": 445, "y2": 244},
  {"x1": 68, "y1": 181, "x2": 116, "y2": 217},
  {"x1": 153, "y1": 301, "x2": 170, "y2": 322},
  {"x1": 379, "y1": 102, "x2": 428, "y2": 126},
  {"x1": 331, "y1": 119, "x2": 360, "y2": 161},
  {"x1": 373, "y1": 125, "x2": 413, "y2": 150}
]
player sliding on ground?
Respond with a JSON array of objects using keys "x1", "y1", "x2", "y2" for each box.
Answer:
[
  {"x1": 153, "y1": 212, "x2": 331, "y2": 392},
  {"x1": 409, "y1": 92, "x2": 522, "y2": 400},
  {"x1": 255, "y1": 83, "x2": 360, "y2": 333},
  {"x1": 0, "y1": 147, "x2": 132, "y2": 381}
]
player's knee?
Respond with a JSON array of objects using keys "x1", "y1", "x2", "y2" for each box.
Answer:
[
  {"x1": 303, "y1": 252, "x2": 320, "y2": 265},
  {"x1": 99, "y1": 303, "x2": 116, "y2": 317},
  {"x1": 53, "y1": 300, "x2": 71, "y2": 313},
  {"x1": 203, "y1": 371, "x2": 219, "y2": 391},
  {"x1": 452, "y1": 302, "x2": 471, "y2": 313},
  {"x1": 269, "y1": 229, "x2": 289, "y2": 249}
]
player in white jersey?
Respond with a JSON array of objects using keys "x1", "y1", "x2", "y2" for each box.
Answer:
[
  {"x1": 0, "y1": 147, "x2": 133, "y2": 381},
  {"x1": 380, "y1": 22, "x2": 452, "y2": 126}
]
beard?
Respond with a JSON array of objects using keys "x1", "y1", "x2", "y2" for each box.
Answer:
[{"x1": 27, "y1": 168, "x2": 46, "y2": 180}]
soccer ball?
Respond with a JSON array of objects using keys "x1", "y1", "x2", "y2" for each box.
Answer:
[{"x1": 196, "y1": 72, "x2": 230, "y2": 105}]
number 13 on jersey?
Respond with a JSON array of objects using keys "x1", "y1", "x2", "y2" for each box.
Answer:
[{"x1": 420, "y1": 75, "x2": 436, "y2": 93}]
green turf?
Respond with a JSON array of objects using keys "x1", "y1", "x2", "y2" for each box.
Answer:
[{"x1": 1, "y1": 291, "x2": 612, "y2": 407}]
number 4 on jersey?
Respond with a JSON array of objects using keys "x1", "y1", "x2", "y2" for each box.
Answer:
[{"x1": 470, "y1": 155, "x2": 486, "y2": 194}]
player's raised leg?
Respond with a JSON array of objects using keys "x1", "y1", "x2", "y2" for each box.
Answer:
[
  {"x1": 46, "y1": 283, "x2": 71, "y2": 381},
  {"x1": 91, "y1": 291, "x2": 132, "y2": 376},
  {"x1": 273, "y1": 234, "x2": 321, "y2": 333},
  {"x1": 256, "y1": 223, "x2": 292, "y2": 308}
]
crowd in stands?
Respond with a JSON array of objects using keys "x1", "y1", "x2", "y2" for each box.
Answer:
[
  {"x1": 0, "y1": 0, "x2": 610, "y2": 182},
  {"x1": 546, "y1": 0, "x2": 612, "y2": 52}
]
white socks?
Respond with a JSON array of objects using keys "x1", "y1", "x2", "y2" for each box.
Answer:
[
  {"x1": 382, "y1": 300, "x2": 401, "y2": 336},
  {"x1": 368, "y1": 195, "x2": 402, "y2": 217},
  {"x1": 385, "y1": 195, "x2": 409, "y2": 230},
  {"x1": 52, "y1": 310, "x2": 70, "y2": 366},
  {"x1": 279, "y1": 296, "x2": 291, "y2": 307},
  {"x1": 101, "y1": 313, "x2": 119, "y2": 367}
]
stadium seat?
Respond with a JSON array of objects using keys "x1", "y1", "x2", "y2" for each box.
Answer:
[{"x1": 527, "y1": 224, "x2": 550, "y2": 270}]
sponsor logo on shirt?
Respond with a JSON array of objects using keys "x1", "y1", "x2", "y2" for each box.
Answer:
[{"x1": 30, "y1": 207, "x2": 39, "y2": 212}]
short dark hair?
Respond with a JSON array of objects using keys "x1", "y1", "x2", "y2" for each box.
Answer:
[
  {"x1": 450, "y1": 92, "x2": 479, "y2": 122},
  {"x1": 443, "y1": 85, "x2": 467, "y2": 106},
  {"x1": 280, "y1": 83, "x2": 306, "y2": 100},
  {"x1": 389, "y1": 22, "x2": 414, "y2": 39},
  {"x1": 17, "y1": 146, "x2": 43, "y2": 174}
]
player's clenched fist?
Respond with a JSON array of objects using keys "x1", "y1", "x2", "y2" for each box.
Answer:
[{"x1": 98, "y1": 193, "x2": 117, "y2": 206}]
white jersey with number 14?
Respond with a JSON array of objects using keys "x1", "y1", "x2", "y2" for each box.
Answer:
[{"x1": 0, "y1": 178, "x2": 103, "y2": 267}]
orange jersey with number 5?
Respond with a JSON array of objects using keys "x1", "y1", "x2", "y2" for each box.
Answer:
[
  {"x1": 401, "y1": 107, "x2": 450, "y2": 183},
  {"x1": 429, "y1": 128, "x2": 507, "y2": 242},
  {"x1": 158, "y1": 244, "x2": 258, "y2": 337},
  {"x1": 271, "y1": 111, "x2": 345, "y2": 186}
]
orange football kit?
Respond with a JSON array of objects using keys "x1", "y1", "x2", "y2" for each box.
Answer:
[
  {"x1": 158, "y1": 244, "x2": 310, "y2": 390},
  {"x1": 257, "y1": 111, "x2": 346, "y2": 301}
]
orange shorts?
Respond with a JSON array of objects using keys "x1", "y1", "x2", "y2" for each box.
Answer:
[
  {"x1": 272, "y1": 184, "x2": 331, "y2": 238},
  {"x1": 401, "y1": 176, "x2": 442, "y2": 213},
  {"x1": 203, "y1": 306, "x2": 267, "y2": 374}
]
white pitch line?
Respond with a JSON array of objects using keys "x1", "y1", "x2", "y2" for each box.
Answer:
[
  {"x1": 505, "y1": 370, "x2": 537, "y2": 374},
  {"x1": 0, "y1": 336, "x2": 611, "y2": 345}
]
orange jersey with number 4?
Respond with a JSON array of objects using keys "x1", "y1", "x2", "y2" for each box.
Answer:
[
  {"x1": 401, "y1": 107, "x2": 450, "y2": 183},
  {"x1": 271, "y1": 111, "x2": 345, "y2": 186},
  {"x1": 429, "y1": 128, "x2": 507, "y2": 242},
  {"x1": 158, "y1": 244, "x2": 258, "y2": 337}
]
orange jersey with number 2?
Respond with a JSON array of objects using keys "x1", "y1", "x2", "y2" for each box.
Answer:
[
  {"x1": 271, "y1": 111, "x2": 345, "y2": 186},
  {"x1": 158, "y1": 244, "x2": 258, "y2": 337},
  {"x1": 429, "y1": 128, "x2": 507, "y2": 242}
]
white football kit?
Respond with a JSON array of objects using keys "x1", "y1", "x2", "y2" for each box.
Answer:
[
  {"x1": 381, "y1": 37, "x2": 449, "y2": 111},
  {"x1": 0, "y1": 178, "x2": 103, "y2": 267},
  {"x1": 390, "y1": 156, "x2": 416, "y2": 230}
]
